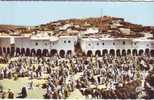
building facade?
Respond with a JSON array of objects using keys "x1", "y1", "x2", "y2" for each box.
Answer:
[
  {"x1": 80, "y1": 37, "x2": 154, "y2": 57},
  {"x1": 0, "y1": 34, "x2": 154, "y2": 57},
  {"x1": 0, "y1": 35, "x2": 77, "y2": 57}
]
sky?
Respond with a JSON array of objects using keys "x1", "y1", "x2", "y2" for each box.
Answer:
[{"x1": 0, "y1": 1, "x2": 154, "y2": 26}]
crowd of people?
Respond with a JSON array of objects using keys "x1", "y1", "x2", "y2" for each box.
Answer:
[{"x1": 0, "y1": 54, "x2": 154, "y2": 99}]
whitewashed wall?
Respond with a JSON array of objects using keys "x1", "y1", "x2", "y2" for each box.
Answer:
[
  {"x1": 0, "y1": 36, "x2": 78, "y2": 55},
  {"x1": 0, "y1": 35, "x2": 154, "y2": 56},
  {"x1": 80, "y1": 38, "x2": 154, "y2": 55}
]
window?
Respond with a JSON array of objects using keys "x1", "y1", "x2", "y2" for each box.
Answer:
[
  {"x1": 134, "y1": 42, "x2": 136, "y2": 45},
  {"x1": 113, "y1": 42, "x2": 115, "y2": 45},
  {"x1": 88, "y1": 44, "x2": 91, "y2": 46},
  {"x1": 45, "y1": 43, "x2": 47, "y2": 46},
  {"x1": 97, "y1": 43, "x2": 99, "y2": 45},
  {"x1": 123, "y1": 41, "x2": 125, "y2": 45},
  {"x1": 35, "y1": 42, "x2": 38, "y2": 46},
  {"x1": 64, "y1": 40, "x2": 66, "y2": 43},
  {"x1": 68, "y1": 40, "x2": 71, "y2": 43},
  {"x1": 102, "y1": 43, "x2": 104, "y2": 45}
]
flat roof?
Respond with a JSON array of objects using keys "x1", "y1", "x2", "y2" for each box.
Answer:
[
  {"x1": 30, "y1": 36, "x2": 59, "y2": 41},
  {"x1": 81, "y1": 37, "x2": 154, "y2": 41}
]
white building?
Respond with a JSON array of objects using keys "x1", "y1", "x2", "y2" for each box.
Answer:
[
  {"x1": 0, "y1": 35, "x2": 77, "y2": 57},
  {"x1": 0, "y1": 31, "x2": 154, "y2": 57},
  {"x1": 80, "y1": 37, "x2": 154, "y2": 57}
]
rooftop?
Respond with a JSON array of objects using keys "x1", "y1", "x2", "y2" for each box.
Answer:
[{"x1": 0, "y1": 16, "x2": 153, "y2": 39}]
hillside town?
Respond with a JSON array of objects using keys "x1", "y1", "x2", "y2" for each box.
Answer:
[{"x1": 0, "y1": 16, "x2": 154, "y2": 99}]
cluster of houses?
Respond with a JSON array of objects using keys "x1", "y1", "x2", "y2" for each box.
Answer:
[{"x1": 0, "y1": 17, "x2": 154, "y2": 57}]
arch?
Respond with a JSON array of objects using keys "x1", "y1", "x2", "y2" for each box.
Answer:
[
  {"x1": 102, "y1": 49, "x2": 108, "y2": 56},
  {"x1": 3, "y1": 47, "x2": 6, "y2": 54},
  {"x1": 10, "y1": 47, "x2": 15, "y2": 57},
  {"x1": 150, "y1": 49, "x2": 154, "y2": 57},
  {"x1": 145, "y1": 48, "x2": 150, "y2": 56},
  {"x1": 59, "y1": 50, "x2": 65, "y2": 58},
  {"x1": 132, "y1": 49, "x2": 137, "y2": 56},
  {"x1": 67, "y1": 50, "x2": 72, "y2": 56},
  {"x1": 21, "y1": 48, "x2": 25, "y2": 56},
  {"x1": 127, "y1": 49, "x2": 131, "y2": 55},
  {"x1": 87, "y1": 50, "x2": 92, "y2": 57},
  {"x1": 50, "y1": 49, "x2": 57, "y2": 57},
  {"x1": 31, "y1": 49, "x2": 36, "y2": 56},
  {"x1": 42, "y1": 49, "x2": 49, "y2": 57},
  {"x1": 122, "y1": 49, "x2": 126, "y2": 56},
  {"x1": 25, "y1": 48, "x2": 31, "y2": 56},
  {"x1": 16, "y1": 48, "x2": 20, "y2": 56},
  {"x1": 36, "y1": 49, "x2": 42, "y2": 57},
  {"x1": 7, "y1": 47, "x2": 10, "y2": 55},
  {"x1": 0, "y1": 47, "x2": 2, "y2": 56},
  {"x1": 139, "y1": 49, "x2": 144, "y2": 56},
  {"x1": 109, "y1": 49, "x2": 115, "y2": 56},
  {"x1": 116, "y1": 49, "x2": 121, "y2": 56},
  {"x1": 95, "y1": 50, "x2": 101, "y2": 57}
]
